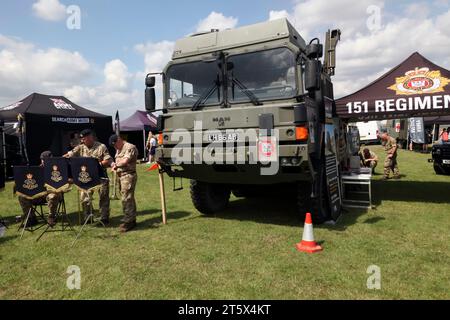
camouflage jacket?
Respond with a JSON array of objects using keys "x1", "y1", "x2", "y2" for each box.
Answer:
[
  {"x1": 384, "y1": 137, "x2": 398, "y2": 156},
  {"x1": 115, "y1": 142, "x2": 138, "y2": 174},
  {"x1": 67, "y1": 141, "x2": 112, "y2": 163}
]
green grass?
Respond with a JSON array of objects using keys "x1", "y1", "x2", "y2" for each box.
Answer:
[{"x1": 0, "y1": 146, "x2": 449, "y2": 299}]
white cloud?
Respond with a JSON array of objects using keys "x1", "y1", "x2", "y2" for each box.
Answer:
[
  {"x1": 195, "y1": 11, "x2": 238, "y2": 32},
  {"x1": 134, "y1": 40, "x2": 174, "y2": 74},
  {"x1": 269, "y1": 10, "x2": 291, "y2": 21},
  {"x1": 0, "y1": 34, "x2": 140, "y2": 116},
  {"x1": 134, "y1": 40, "x2": 175, "y2": 109},
  {"x1": 104, "y1": 59, "x2": 131, "y2": 91},
  {"x1": 64, "y1": 59, "x2": 141, "y2": 115},
  {"x1": 0, "y1": 34, "x2": 90, "y2": 105},
  {"x1": 32, "y1": 0, "x2": 66, "y2": 22},
  {"x1": 268, "y1": 1, "x2": 450, "y2": 98}
]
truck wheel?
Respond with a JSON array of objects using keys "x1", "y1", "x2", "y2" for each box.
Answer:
[
  {"x1": 190, "y1": 180, "x2": 231, "y2": 215},
  {"x1": 297, "y1": 182, "x2": 312, "y2": 215},
  {"x1": 311, "y1": 167, "x2": 331, "y2": 224},
  {"x1": 434, "y1": 164, "x2": 444, "y2": 175}
]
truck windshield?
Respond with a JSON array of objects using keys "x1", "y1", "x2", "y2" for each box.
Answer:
[
  {"x1": 227, "y1": 48, "x2": 297, "y2": 103},
  {"x1": 166, "y1": 60, "x2": 222, "y2": 108}
]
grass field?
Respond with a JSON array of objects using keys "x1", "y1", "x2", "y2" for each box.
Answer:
[{"x1": 0, "y1": 146, "x2": 449, "y2": 299}]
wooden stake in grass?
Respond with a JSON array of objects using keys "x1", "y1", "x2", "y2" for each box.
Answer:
[{"x1": 158, "y1": 169, "x2": 167, "y2": 225}]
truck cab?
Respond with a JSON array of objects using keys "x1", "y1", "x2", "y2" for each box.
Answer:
[{"x1": 145, "y1": 19, "x2": 343, "y2": 223}]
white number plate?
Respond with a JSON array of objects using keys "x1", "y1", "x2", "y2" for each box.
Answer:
[
  {"x1": 207, "y1": 133, "x2": 238, "y2": 142},
  {"x1": 443, "y1": 159, "x2": 450, "y2": 164}
]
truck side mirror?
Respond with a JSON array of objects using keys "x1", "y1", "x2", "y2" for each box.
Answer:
[
  {"x1": 304, "y1": 60, "x2": 321, "y2": 92},
  {"x1": 145, "y1": 75, "x2": 156, "y2": 112},
  {"x1": 145, "y1": 87, "x2": 156, "y2": 112},
  {"x1": 146, "y1": 76, "x2": 156, "y2": 88}
]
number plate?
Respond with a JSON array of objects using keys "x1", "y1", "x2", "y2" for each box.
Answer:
[
  {"x1": 443, "y1": 159, "x2": 450, "y2": 164},
  {"x1": 206, "y1": 133, "x2": 238, "y2": 142}
]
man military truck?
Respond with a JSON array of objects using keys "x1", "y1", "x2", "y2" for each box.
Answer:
[{"x1": 144, "y1": 19, "x2": 347, "y2": 223}]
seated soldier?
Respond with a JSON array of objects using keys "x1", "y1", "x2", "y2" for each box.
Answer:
[
  {"x1": 359, "y1": 148, "x2": 379, "y2": 173},
  {"x1": 17, "y1": 151, "x2": 62, "y2": 227}
]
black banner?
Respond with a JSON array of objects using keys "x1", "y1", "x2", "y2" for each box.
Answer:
[
  {"x1": 69, "y1": 157, "x2": 104, "y2": 191},
  {"x1": 13, "y1": 166, "x2": 47, "y2": 199},
  {"x1": 408, "y1": 117, "x2": 425, "y2": 144},
  {"x1": 43, "y1": 157, "x2": 71, "y2": 193}
]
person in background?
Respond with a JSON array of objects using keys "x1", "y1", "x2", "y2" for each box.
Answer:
[
  {"x1": 146, "y1": 132, "x2": 157, "y2": 163},
  {"x1": 70, "y1": 132, "x2": 81, "y2": 149},
  {"x1": 109, "y1": 134, "x2": 138, "y2": 233},
  {"x1": 440, "y1": 128, "x2": 448, "y2": 143},
  {"x1": 359, "y1": 148, "x2": 379, "y2": 173},
  {"x1": 17, "y1": 151, "x2": 61, "y2": 227},
  {"x1": 379, "y1": 130, "x2": 400, "y2": 180},
  {"x1": 64, "y1": 129, "x2": 112, "y2": 224}
]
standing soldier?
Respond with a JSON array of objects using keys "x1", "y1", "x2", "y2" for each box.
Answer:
[
  {"x1": 64, "y1": 129, "x2": 112, "y2": 224},
  {"x1": 109, "y1": 134, "x2": 138, "y2": 233},
  {"x1": 379, "y1": 130, "x2": 400, "y2": 180}
]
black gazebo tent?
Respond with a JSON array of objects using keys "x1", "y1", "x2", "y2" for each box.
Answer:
[
  {"x1": 336, "y1": 52, "x2": 450, "y2": 121},
  {"x1": 0, "y1": 93, "x2": 113, "y2": 166}
]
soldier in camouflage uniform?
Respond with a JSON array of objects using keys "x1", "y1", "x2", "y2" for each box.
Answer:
[
  {"x1": 379, "y1": 130, "x2": 400, "y2": 180},
  {"x1": 17, "y1": 151, "x2": 62, "y2": 227},
  {"x1": 109, "y1": 134, "x2": 138, "y2": 233},
  {"x1": 64, "y1": 129, "x2": 112, "y2": 224}
]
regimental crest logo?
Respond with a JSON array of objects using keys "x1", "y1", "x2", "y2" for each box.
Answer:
[
  {"x1": 78, "y1": 165, "x2": 92, "y2": 183},
  {"x1": 51, "y1": 165, "x2": 63, "y2": 183},
  {"x1": 388, "y1": 67, "x2": 450, "y2": 95},
  {"x1": 0, "y1": 101, "x2": 22, "y2": 111},
  {"x1": 50, "y1": 98, "x2": 76, "y2": 110},
  {"x1": 23, "y1": 173, "x2": 38, "y2": 190}
]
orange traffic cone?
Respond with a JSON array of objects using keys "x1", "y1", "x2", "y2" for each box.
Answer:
[{"x1": 296, "y1": 213, "x2": 323, "y2": 253}]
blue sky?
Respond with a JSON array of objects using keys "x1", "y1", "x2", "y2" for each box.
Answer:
[{"x1": 1, "y1": 0, "x2": 450, "y2": 117}]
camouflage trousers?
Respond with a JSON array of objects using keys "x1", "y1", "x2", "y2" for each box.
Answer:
[
  {"x1": 384, "y1": 156, "x2": 400, "y2": 178},
  {"x1": 18, "y1": 193, "x2": 62, "y2": 219},
  {"x1": 364, "y1": 160, "x2": 378, "y2": 170},
  {"x1": 80, "y1": 180, "x2": 110, "y2": 219},
  {"x1": 118, "y1": 172, "x2": 137, "y2": 224}
]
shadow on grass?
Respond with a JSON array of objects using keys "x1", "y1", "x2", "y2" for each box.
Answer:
[
  {"x1": 371, "y1": 180, "x2": 450, "y2": 205},
  {"x1": 0, "y1": 234, "x2": 18, "y2": 245},
  {"x1": 205, "y1": 179, "x2": 450, "y2": 229},
  {"x1": 207, "y1": 196, "x2": 366, "y2": 231}
]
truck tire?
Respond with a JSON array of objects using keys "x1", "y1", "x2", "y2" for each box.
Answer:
[
  {"x1": 312, "y1": 168, "x2": 332, "y2": 224},
  {"x1": 434, "y1": 164, "x2": 444, "y2": 175},
  {"x1": 190, "y1": 180, "x2": 231, "y2": 215},
  {"x1": 297, "y1": 173, "x2": 330, "y2": 224},
  {"x1": 297, "y1": 182, "x2": 312, "y2": 215}
]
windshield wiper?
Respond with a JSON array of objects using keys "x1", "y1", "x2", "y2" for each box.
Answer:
[
  {"x1": 231, "y1": 76, "x2": 262, "y2": 106},
  {"x1": 192, "y1": 77, "x2": 221, "y2": 111}
]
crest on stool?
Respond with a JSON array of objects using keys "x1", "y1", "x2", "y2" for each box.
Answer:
[
  {"x1": 44, "y1": 158, "x2": 71, "y2": 193},
  {"x1": 70, "y1": 157, "x2": 104, "y2": 191},
  {"x1": 13, "y1": 166, "x2": 47, "y2": 200}
]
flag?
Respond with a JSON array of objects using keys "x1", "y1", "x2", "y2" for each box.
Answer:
[
  {"x1": 115, "y1": 110, "x2": 120, "y2": 135},
  {"x1": 43, "y1": 157, "x2": 71, "y2": 193},
  {"x1": 13, "y1": 166, "x2": 47, "y2": 199},
  {"x1": 69, "y1": 157, "x2": 105, "y2": 192}
]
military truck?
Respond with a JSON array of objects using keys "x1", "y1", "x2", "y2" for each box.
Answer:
[
  {"x1": 144, "y1": 19, "x2": 345, "y2": 223},
  {"x1": 386, "y1": 119, "x2": 408, "y2": 148}
]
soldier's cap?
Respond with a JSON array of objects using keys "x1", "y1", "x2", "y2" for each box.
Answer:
[
  {"x1": 40, "y1": 151, "x2": 53, "y2": 160},
  {"x1": 80, "y1": 129, "x2": 94, "y2": 138},
  {"x1": 380, "y1": 129, "x2": 388, "y2": 134},
  {"x1": 109, "y1": 134, "x2": 119, "y2": 147}
]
